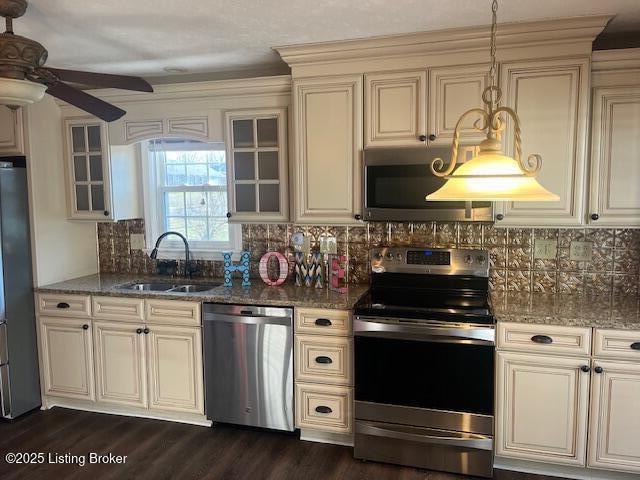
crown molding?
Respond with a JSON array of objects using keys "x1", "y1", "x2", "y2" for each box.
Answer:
[
  {"x1": 274, "y1": 16, "x2": 611, "y2": 67},
  {"x1": 592, "y1": 48, "x2": 640, "y2": 72},
  {"x1": 55, "y1": 74, "x2": 292, "y2": 110}
]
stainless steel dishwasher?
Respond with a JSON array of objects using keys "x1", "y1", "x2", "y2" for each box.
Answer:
[{"x1": 202, "y1": 303, "x2": 294, "y2": 431}]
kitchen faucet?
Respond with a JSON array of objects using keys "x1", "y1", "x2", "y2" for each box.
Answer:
[{"x1": 149, "y1": 231, "x2": 192, "y2": 277}]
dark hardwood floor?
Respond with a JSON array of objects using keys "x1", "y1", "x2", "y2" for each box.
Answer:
[{"x1": 1, "y1": 408, "x2": 556, "y2": 480}]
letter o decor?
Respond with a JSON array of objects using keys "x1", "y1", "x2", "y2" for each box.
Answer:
[{"x1": 259, "y1": 252, "x2": 289, "y2": 286}]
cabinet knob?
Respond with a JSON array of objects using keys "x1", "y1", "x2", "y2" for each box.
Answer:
[
  {"x1": 496, "y1": 214, "x2": 504, "y2": 221},
  {"x1": 82, "y1": 324, "x2": 89, "y2": 330},
  {"x1": 580, "y1": 365, "x2": 590, "y2": 373},
  {"x1": 591, "y1": 213, "x2": 599, "y2": 221},
  {"x1": 315, "y1": 356, "x2": 333, "y2": 364},
  {"x1": 315, "y1": 405, "x2": 332, "y2": 414},
  {"x1": 630, "y1": 342, "x2": 640, "y2": 351},
  {"x1": 136, "y1": 328, "x2": 143, "y2": 334},
  {"x1": 103, "y1": 210, "x2": 109, "y2": 216},
  {"x1": 594, "y1": 366, "x2": 604, "y2": 374},
  {"x1": 428, "y1": 134, "x2": 437, "y2": 142},
  {"x1": 531, "y1": 335, "x2": 553, "y2": 344},
  {"x1": 418, "y1": 135, "x2": 427, "y2": 142},
  {"x1": 143, "y1": 327, "x2": 150, "y2": 334},
  {"x1": 315, "y1": 318, "x2": 332, "y2": 327},
  {"x1": 56, "y1": 302, "x2": 70, "y2": 309},
  {"x1": 354, "y1": 214, "x2": 362, "y2": 221},
  {"x1": 226, "y1": 212, "x2": 232, "y2": 218}
]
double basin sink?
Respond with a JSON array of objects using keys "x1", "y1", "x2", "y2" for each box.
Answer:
[{"x1": 116, "y1": 282, "x2": 222, "y2": 293}]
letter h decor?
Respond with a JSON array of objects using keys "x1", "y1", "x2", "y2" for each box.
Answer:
[{"x1": 223, "y1": 251, "x2": 251, "y2": 287}]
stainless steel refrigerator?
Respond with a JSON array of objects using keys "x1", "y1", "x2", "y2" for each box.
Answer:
[{"x1": 0, "y1": 158, "x2": 40, "y2": 419}]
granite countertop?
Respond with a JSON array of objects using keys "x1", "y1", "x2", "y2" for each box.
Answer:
[
  {"x1": 36, "y1": 274, "x2": 370, "y2": 310},
  {"x1": 491, "y1": 292, "x2": 640, "y2": 330}
]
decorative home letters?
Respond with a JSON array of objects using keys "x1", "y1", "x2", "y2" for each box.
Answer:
[
  {"x1": 223, "y1": 251, "x2": 251, "y2": 287},
  {"x1": 328, "y1": 254, "x2": 348, "y2": 294},
  {"x1": 259, "y1": 251, "x2": 289, "y2": 286}
]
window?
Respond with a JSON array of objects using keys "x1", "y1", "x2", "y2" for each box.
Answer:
[{"x1": 143, "y1": 139, "x2": 241, "y2": 258}]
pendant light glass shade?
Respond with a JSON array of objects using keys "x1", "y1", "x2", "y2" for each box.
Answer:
[
  {"x1": 426, "y1": 151, "x2": 559, "y2": 201},
  {"x1": 0, "y1": 77, "x2": 46, "y2": 107}
]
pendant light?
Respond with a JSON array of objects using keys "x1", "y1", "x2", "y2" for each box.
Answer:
[{"x1": 426, "y1": 0, "x2": 559, "y2": 202}]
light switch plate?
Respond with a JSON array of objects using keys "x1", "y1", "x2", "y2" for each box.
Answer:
[
  {"x1": 319, "y1": 234, "x2": 337, "y2": 255},
  {"x1": 570, "y1": 241, "x2": 593, "y2": 262},
  {"x1": 130, "y1": 233, "x2": 145, "y2": 250},
  {"x1": 534, "y1": 239, "x2": 558, "y2": 260}
]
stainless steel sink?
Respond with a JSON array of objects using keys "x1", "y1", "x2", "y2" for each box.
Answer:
[{"x1": 116, "y1": 282, "x2": 221, "y2": 293}]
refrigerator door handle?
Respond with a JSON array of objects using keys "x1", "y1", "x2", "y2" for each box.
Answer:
[
  {"x1": 0, "y1": 364, "x2": 11, "y2": 418},
  {"x1": 0, "y1": 322, "x2": 8, "y2": 366}
]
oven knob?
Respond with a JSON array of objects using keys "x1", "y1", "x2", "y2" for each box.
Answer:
[
  {"x1": 476, "y1": 255, "x2": 486, "y2": 264},
  {"x1": 373, "y1": 251, "x2": 383, "y2": 260},
  {"x1": 464, "y1": 254, "x2": 473, "y2": 264},
  {"x1": 396, "y1": 253, "x2": 404, "y2": 262},
  {"x1": 385, "y1": 252, "x2": 394, "y2": 260}
]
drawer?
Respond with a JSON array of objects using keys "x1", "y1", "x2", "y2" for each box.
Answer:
[
  {"x1": 295, "y1": 335, "x2": 352, "y2": 386},
  {"x1": 37, "y1": 293, "x2": 91, "y2": 318},
  {"x1": 295, "y1": 308, "x2": 351, "y2": 336},
  {"x1": 145, "y1": 300, "x2": 201, "y2": 326},
  {"x1": 497, "y1": 322, "x2": 591, "y2": 356},
  {"x1": 92, "y1": 296, "x2": 144, "y2": 321},
  {"x1": 295, "y1": 383, "x2": 352, "y2": 433},
  {"x1": 593, "y1": 328, "x2": 640, "y2": 360}
]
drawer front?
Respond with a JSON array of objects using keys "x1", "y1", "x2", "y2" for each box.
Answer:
[
  {"x1": 145, "y1": 300, "x2": 201, "y2": 326},
  {"x1": 295, "y1": 308, "x2": 351, "y2": 336},
  {"x1": 295, "y1": 335, "x2": 352, "y2": 386},
  {"x1": 37, "y1": 294, "x2": 91, "y2": 318},
  {"x1": 92, "y1": 296, "x2": 144, "y2": 322},
  {"x1": 295, "y1": 383, "x2": 352, "y2": 433},
  {"x1": 593, "y1": 329, "x2": 640, "y2": 360},
  {"x1": 497, "y1": 322, "x2": 591, "y2": 356}
]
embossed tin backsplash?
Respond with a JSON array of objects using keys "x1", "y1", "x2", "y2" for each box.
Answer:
[{"x1": 98, "y1": 220, "x2": 640, "y2": 296}]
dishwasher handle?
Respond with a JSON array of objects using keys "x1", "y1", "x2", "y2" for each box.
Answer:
[{"x1": 203, "y1": 312, "x2": 292, "y2": 326}]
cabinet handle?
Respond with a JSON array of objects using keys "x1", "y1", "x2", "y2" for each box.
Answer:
[
  {"x1": 428, "y1": 134, "x2": 437, "y2": 142},
  {"x1": 418, "y1": 135, "x2": 427, "y2": 142},
  {"x1": 82, "y1": 324, "x2": 89, "y2": 330},
  {"x1": 143, "y1": 328, "x2": 150, "y2": 334},
  {"x1": 136, "y1": 328, "x2": 143, "y2": 334},
  {"x1": 496, "y1": 214, "x2": 504, "y2": 221},
  {"x1": 56, "y1": 302, "x2": 70, "y2": 309},
  {"x1": 315, "y1": 318, "x2": 332, "y2": 327},
  {"x1": 315, "y1": 356, "x2": 333, "y2": 364},
  {"x1": 580, "y1": 365, "x2": 590, "y2": 373},
  {"x1": 226, "y1": 212, "x2": 232, "y2": 218},
  {"x1": 630, "y1": 342, "x2": 640, "y2": 351},
  {"x1": 354, "y1": 214, "x2": 362, "y2": 221},
  {"x1": 103, "y1": 210, "x2": 109, "y2": 217},
  {"x1": 591, "y1": 213, "x2": 599, "y2": 221},
  {"x1": 315, "y1": 405, "x2": 332, "y2": 414},
  {"x1": 594, "y1": 366, "x2": 604, "y2": 374},
  {"x1": 531, "y1": 335, "x2": 553, "y2": 344}
]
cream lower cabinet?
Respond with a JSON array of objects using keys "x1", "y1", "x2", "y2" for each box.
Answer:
[
  {"x1": 93, "y1": 321, "x2": 147, "y2": 408},
  {"x1": 496, "y1": 351, "x2": 590, "y2": 465},
  {"x1": 39, "y1": 317, "x2": 94, "y2": 401},
  {"x1": 293, "y1": 75, "x2": 363, "y2": 224}
]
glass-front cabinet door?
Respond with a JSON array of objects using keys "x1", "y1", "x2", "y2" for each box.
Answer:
[
  {"x1": 65, "y1": 119, "x2": 112, "y2": 220},
  {"x1": 225, "y1": 108, "x2": 288, "y2": 222}
]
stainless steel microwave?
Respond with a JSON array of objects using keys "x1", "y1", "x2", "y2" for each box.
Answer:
[{"x1": 363, "y1": 147, "x2": 494, "y2": 222}]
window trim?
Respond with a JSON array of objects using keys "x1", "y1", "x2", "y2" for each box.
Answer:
[{"x1": 141, "y1": 140, "x2": 242, "y2": 261}]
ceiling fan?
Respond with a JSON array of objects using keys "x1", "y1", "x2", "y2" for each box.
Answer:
[{"x1": 0, "y1": 0, "x2": 153, "y2": 122}]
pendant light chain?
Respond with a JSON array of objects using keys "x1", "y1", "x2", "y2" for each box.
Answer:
[{"x1": 489, "y1": 0, "x2": 498, "y2": 91}]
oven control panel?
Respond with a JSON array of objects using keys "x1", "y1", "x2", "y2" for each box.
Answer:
[{"x1": 371, "y1": 247, "x2": 488, "y2": 277}]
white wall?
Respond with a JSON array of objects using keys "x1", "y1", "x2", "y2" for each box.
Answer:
[{"x1": 26, "y1": 97, "x2": 98, "y2": 286}]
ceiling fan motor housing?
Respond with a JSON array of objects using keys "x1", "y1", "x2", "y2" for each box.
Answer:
[{"x1": 0, "y1": 33, "x2": 48, "y2": 80}]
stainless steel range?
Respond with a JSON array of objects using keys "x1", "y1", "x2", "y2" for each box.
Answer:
[{"x1": 353, "y1": 247, "x2": 495, "y2": 478}]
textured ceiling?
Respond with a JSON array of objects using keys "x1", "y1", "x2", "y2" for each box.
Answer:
[{"x1": 11, "y1": 0, "x2": 640, "y2": 81}]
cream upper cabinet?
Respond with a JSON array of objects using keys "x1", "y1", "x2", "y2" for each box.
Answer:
[
  {"x1": 293, "y1": 75, "x2": 363, "y2": 224},
  {"x1": 496, "y1": 351, "x2": 590, "y2": 466},
  {"x1": 224, "y1": 108, "x2": 289, "y2": 222},
  {"x1": 588, "y1": 360, "x2": 640, "y2": 473},
  {"x1": 93, "y1": 321, "x2": 147, "y2": 408},
  {"x1": 0, "y1": 107, "x2": 25, "y2": 156},
  {"x1": 146, "y1": 325, "x2": 203, "y2": 414},
  {"x1": 588, "y1": 85, "x2": 640, "y2": 226},
  {"x1": 495, "y1": 58, "x2": 589, "y2": 226},
  {"x1": 39, "y1": 317, "x2": 94, "y2": 401},
  {"x1": 428, "y1": 64, "x2": 490, "y2": 146},
  {"x1": 64, "y1": 118, "x2": 141, "y2": 221},
  {"x1": 364, "y1": 70, "x2": 426, "y2": 147}
]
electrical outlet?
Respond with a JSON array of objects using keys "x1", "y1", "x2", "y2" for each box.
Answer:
[
  {"x1": 534, "y1": 239, "x2": 557, "y2": 260},
  {"x1": 570, "y1": 241, "x2": 593, "y2": 262},
  {"x1": 130, "y1": 233, "x2": 145, "y2": 250}
]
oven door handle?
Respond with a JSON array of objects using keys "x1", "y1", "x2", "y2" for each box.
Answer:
[
  {"x1": 353, "y1": 318, "x2": 495, "y2": 345},
  {"x1": 356, "y1": 423, "x2": 493, "y2": 451}
]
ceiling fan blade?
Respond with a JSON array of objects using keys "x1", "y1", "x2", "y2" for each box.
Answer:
[
  {"x1": 45, "y1": 67, "x2": 153, "y2": 93},
  {"x1": 46, "y1": 82, "x2": 126, "y2": 122}
]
